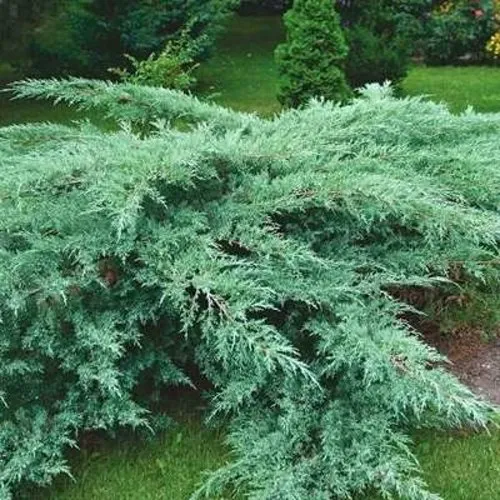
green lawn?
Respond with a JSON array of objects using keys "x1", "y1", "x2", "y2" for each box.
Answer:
[
  {"x1": 0, "y1": 93, "x2": 85, "y2": 126},
  {"x1": 415, "y1": 429, "x2": 500, "y2": 500},
  {"x1": 0, "y1": 91, "x2": 112, "y2": 128},
  {"x1": 32, "y1": 417, "x2": 231, "y2": 500},
  {"x1": 196, "y1": 15, "x2": 283, "y2": 116},
  {"x1": 403, "y1": 66, "x2": 500, "y2": 114},
  {"x1": 195, "y1": 15, "x2": 500, "y2": 116},
  {"x1": 4, "y1": 13, "x2": 500, "y2": 500},
  {"x1": 32, "y1": 422, "x2": 500, "y2": 500}
]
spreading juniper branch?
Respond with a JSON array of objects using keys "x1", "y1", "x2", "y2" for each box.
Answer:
[
  {"x1": 7, "y1": 78, "x2": 257, "y2": 130},
  {"x1": 0, "y1": 81, "x2": 499, "y2": 500}
]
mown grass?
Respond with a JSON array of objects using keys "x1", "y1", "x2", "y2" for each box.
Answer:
[
  {"x1": 33, "y1": 417, "x2": 231, "y2": 500},
  {"x1": 0, "y1": 93, "x2": 85, "y2": 126},
  {"x1": 33, "y1": 421, "x2": 500, "y2": 500},
  {"x1": 196, "y1": 15, "x2": 500, "y2": 116},
  {"x1": 196, "y1": 15, "x2": 283, "y2": 116},
  {"x1": 415, "y1": 429, "x2": 500, "y2": 500},
  {"x1": 403, "y1": 65, "x2": 500, "y2": 114},
  {"x1": 4, "y1": 13, "x2": 500, "y2": 500}
]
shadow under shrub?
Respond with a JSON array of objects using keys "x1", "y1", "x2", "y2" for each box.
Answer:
[{"x1": 1, "y1": 79, "x2": 499, "y2": 499}]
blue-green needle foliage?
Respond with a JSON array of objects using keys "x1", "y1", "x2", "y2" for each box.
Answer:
[{"x1": 1, "y1": 79, "x2": 500, "y2": 500}]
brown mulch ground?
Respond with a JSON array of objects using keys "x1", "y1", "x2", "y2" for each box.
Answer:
[{"x1": 419, "y1": 319, "x2": 500, "y2": 406}]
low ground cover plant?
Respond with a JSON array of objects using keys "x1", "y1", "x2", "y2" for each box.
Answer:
[{"x1": 0, "y1": 79, "x2": 499, "y2": 499}]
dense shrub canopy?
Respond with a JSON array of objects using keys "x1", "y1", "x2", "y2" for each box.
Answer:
[
  {"x1": 275, "y1": 0, "x2": 352, "y2": 106},
  {"x1": 29, "y1": 0, "x2": 237, "y2": 77},
  {"x1": 1, "y1": 79, "x2": 499, "y2": 499},
  {"x1": 338, "y1": 0, "x2": 432, "y2": 87},
  {"x1": 424, "y1": 0, "x2": 498, "y2": 64},
  {"x1": 109, "y1": 32, "x2": 200, "y2": 91},
  {"x1": 238, "y1": 0, "x2": 292, "y2": 15}
]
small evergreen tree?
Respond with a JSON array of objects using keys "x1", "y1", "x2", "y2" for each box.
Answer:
[
  {"x1": 337, "y1": 0, "x2": 431, "y2": 88},
  {"x1": 275, "y1": 0, "x2": 352, "y2": 107}
]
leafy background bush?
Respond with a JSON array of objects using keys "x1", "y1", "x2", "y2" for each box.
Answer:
[
  {"x1": 424, "y1": 0, "x2": 497, "y2": 64},
  {"x1": 29, "y1": 0, "x2": 237, "y2": 77},
  {"x1": 0, "y1": 0, "x2": 59, "y2": 78},
  {"x1": 342, "y1": 25, "x2": 410, "y2": 89},
  {"x1": 109, "y1": 32, "x2": 200, "y2": 91},
  {"x1": 1, "y1": 78, "x2": 498, "y2": 499}
]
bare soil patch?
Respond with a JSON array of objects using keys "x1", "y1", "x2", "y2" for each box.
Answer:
[{"x1": 420, "y1": 319, "x2": 500, "y2": 405}]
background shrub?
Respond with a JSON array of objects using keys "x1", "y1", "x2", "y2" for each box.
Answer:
[
  {"x1": 1, "y1": 78, "x2": 498, "y2": 499},
  {"x1": 29, "y1": 0, "x2": 100, "y2": 76},
  {"x1": 109, "y1": 32, "x2": 200, "y2": 91},
  {"x1": 338, "y1": 0, "x2": 432, "y2": 87},
  {"x1": 424, "y1": 0, "x2": 497, "y2": 64},
  {"x1": 275, "y1": 0, "x2": 352, "y2": 107},
  {"x1": 343, "y1": 25, "x2": 411, "y2": 88},
  {"x1": 30, "y1": 0, "x2": 237, "y2": 77},
  {"x1": 0, "y1": 0, "x2": 59, "y2": 77},
  {"x1": 238, "y1": 0, "x2": 292, "y2": 15}
]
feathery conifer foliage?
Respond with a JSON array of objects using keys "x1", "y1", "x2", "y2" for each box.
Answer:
[
  {"x1": 275, "y1": 0, "x2": 352, "y2": 107},
  {"x1": 1, "y1": 79, "x2": 499, "y2": 499},
  {"x1": 338, "y1": 0, "x2": 430, "y2": 88}
]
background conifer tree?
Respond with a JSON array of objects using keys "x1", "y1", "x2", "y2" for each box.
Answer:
[{"x1": 275, "y1": 0, "x2": 352, "y2": 107}]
